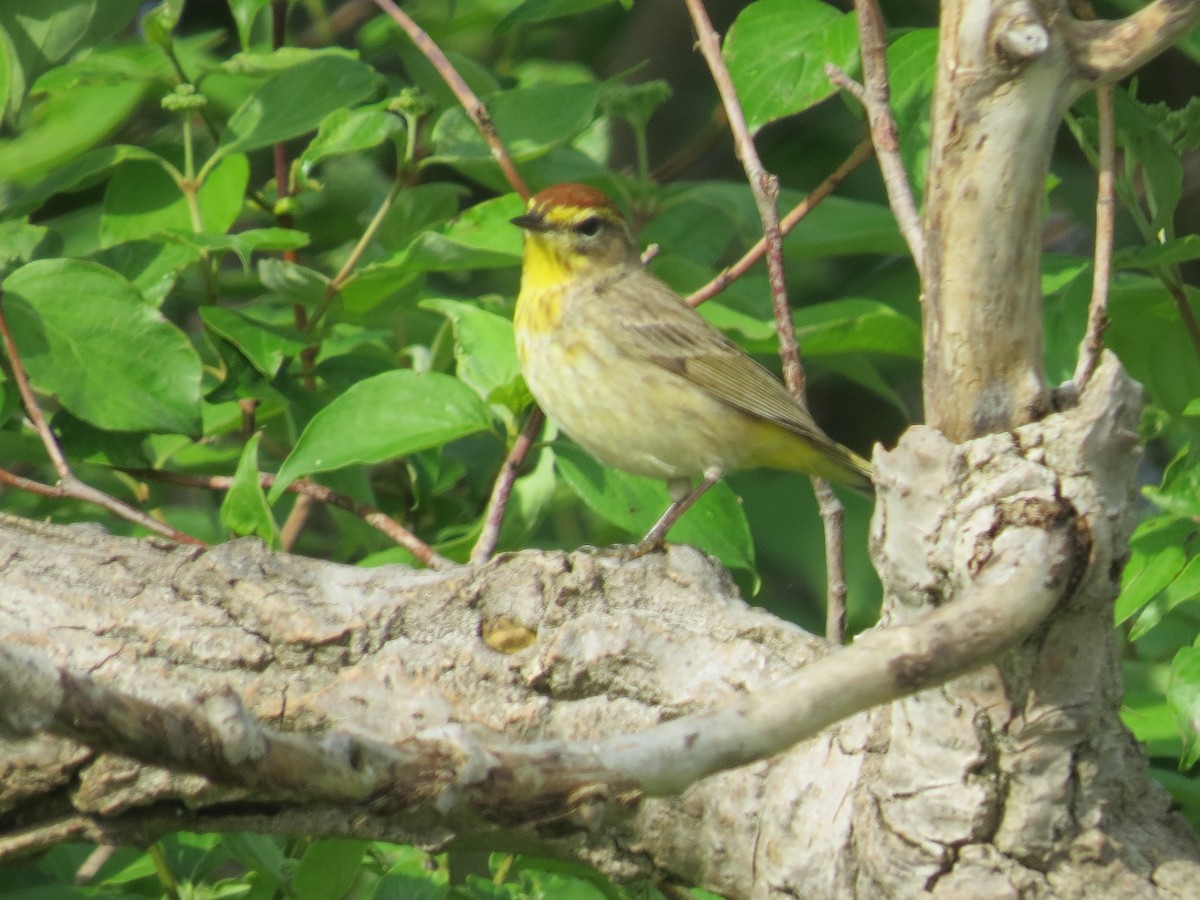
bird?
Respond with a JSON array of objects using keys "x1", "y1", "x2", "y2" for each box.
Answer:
[{"x1": 510, "y1": 182, "x2": 873, "y2": 549}]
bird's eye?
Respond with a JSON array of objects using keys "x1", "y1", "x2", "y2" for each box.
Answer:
[{"x1": 574, "y1": 216, "x2": 603, "y2": 237}]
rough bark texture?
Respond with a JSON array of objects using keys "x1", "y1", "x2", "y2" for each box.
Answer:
[
  {"x1": 922, "y1": 0, "x2": 1199, "y2": 440},
  {"x1": 1, "y1": 355, "x2": 1197, "y2": 898}
]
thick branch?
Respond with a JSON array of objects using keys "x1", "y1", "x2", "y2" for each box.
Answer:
[
  {"x1": 0, "y1": 513, "x2": 1076, "y2": 806},
  {"x1": 1067, "y1": 0, "x2": 1200, "y2": 84},
  {"x1": 923, "y1": 0, "x2": 1068, "y2": 439},
  {"x1": 3, "y1": 357, "x2": 1194, "y2": 899},
  {"x1": 923, "y1": 0, "x2": 1199, "y2": 440}
]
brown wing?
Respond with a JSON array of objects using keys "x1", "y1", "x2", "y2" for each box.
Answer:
[{"x1": 602, "y1": 269, "x2": 836, "y2": 446}]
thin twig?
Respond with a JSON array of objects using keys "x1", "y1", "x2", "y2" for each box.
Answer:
[
  {"x1": 0, "y1": 298, "x2": 70, "y2": 480},
  {"x1": 370, "y1": 0, "x2": 530, "y2": 200},
  {"x1": 651, "y1": 106, "x2": 729, "y2": 183},
  {"x1": 471, "y1": 408, "x2": 544, "y2": 564},
  {"x1": 1072, "y1": 82, "x2": 1115, "y2": 391},
  {"x1": 279, "y1": 493, "x2": 314, "y2": 552},
  {"x1": 686, "y1": 138, "x2": 875, "y2": 307},
  {"x1": 684, "y1": 0, "x2": 803, "y2": 395},
  {"x1": 1165, "y1": 277, "x2": 1200, "y2": 361},
  {"x1": 815, "y1": 480, "x2": 847, "y2": 644},
  {"x1": 130, "y1": 468, "x2": 452, "y2": 568},
  {"x1": 306, "y1": 176, "x2": 406, "y2": 335},
  {"x1": 684, "y1": 0, "x2": 851, "y2": 623},
  {"x1": 75, "y1": 846, "x2": 118, "y2": 886},
  {"x1": 827, "y1": 0, "x2": 924, "y2": 273},
  {"x1": 0, "y1": 468, "x2": 205, "y2": 545}
]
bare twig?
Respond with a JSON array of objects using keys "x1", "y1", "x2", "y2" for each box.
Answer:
[
  {"x1": 686, "y1": 138, "x2": 874, "y2": 308},
  {"x1": 1072, "y1": 91, "x2": 1115, "y2": 390},
  {"x1": 471, "y1": 408, "x2": 544, "y2": 564},
  {"x1": 0, "y1": 468, "x2": 204, "y2": 546},
  {"x1": 370, "y1": 0, "x2": 530, "y2": 200},
  {"x1": 130, "y1": 468, "x2": 451, "y2": 568},
  {"x1": 75, "y1": 845, "x2": 118, "y2": 886},
  {"x1": 816, "y1": 481, "x2": 847, "y2": 644},
  {"x1": 683, "y1": 0, "x2": 802, "y2": 395},
  {"x1": 0, "y1": 300, "x2": 70, "y2": 480},
  {"x1": 1165, "y1": 278, "x2": 1200, "y2": 362},
  {"x1": 279, "y1": 493, "x2": 314, "y2": 553},
  {"x1": 685, "y1": 0, "x2": 855, "y2": 617},
  {"x1": 827, "y1": 0, "x2": 924, "y2": 272}
]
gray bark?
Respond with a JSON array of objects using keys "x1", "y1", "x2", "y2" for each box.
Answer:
[{"x1": 1, "y1": 355, "x2": 1197, "y2": 898}]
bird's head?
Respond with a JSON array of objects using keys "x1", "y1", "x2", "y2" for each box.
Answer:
[{"x1": 510, "y1": 183, "x2": 641, "y2": 289}]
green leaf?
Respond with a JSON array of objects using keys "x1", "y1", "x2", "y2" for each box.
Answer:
[
  {"x1": 795, "y1": 298, "x2": 922, "y2": 359},
  {"x1": 162, "y1": 227, "x2": 310, "y2": 270},
  {"x1": 4, "y1": 259, "x2": 202, "y2": 435},
  {"x1": 217, "y1": 45, "x2": 363, "y2": 77},
  {"x1": 1042, "y1": 253, "x2": 1091, "y2": 294},
  {"x1": 1114, "y1": 88, "x2": 1183, "y2": 233},
  {"x1": 293, "y1": 839, "x2": 368, "y2": 900},
  {"x1": 216, "y1": 54, "x2": 382, "y2": 159},
  {"x1": 1116, "y1": 515, "x2": 1194, "y2": 628},
  {"x1": 817, "y1": 353, "x2": 911, "y2": 417},
  {"x1": 1168, "y1": 645, "x2": 1200, "y2": 769},
  {"x1": 219, "y1": 833, "x2": 286, "y2": 889},
  {"x1": 228, "y1": 0, "x2": 273, "y2": 51},
  {"x1": 782, "y1": 197, "x2": 905, "y2": 258},
  {"x1": 0, "y1": 220, "x2": 47, "y2": 271},
  {"x1": 1164, "y1": 555, "x2": 1200, "y2": 611},
  {"x1": 0, "y1": 79, "x2": 147, "y2": 182},
  {"x1": 0, "y1": 144, "x2": 160, "y2": 217},
  {"x1": 498, "y1": 0, "x2": 622, "y2": 33},
  {"x1": 421, "y1": 299, "x2": 530, "y2": 410},
  {"x1": 201, "y1": 307, "x2": 309, "y2": 377},
  {"x1": 724, "y1": 0, "x2": 859, "y2": 133},
  {"x1": 1113, "y1": 235, "x2": 1200, "y2": 270},
  {"x1": 554, "y1": 444, "x2": 755, "y2": 573},
  {"x1": 886, "y1": 29, "x2": 939, "y2": 204},
  {"x1": 1143, "y1": 446, "x2": 1200, "y2": 518},
  {"x1": 428, "y1": 83, "x2": 599, "y2": 165},
  {"x1": 141, "y1": 0, "x2": 185, "y2": 49},
  {"x1": 375, "y1": 182, "x2": 469, "y2": 250},
  {"x1": 299, "y1": 105, "x2": 405, "y2": 175},
  {"x1": 1107, "y1": 280, "x2": 1200, "y2": 420},
  {"x1": 100, "y1": 154, "x2": 250, "y2": 247},
  {"x1": 0, "y1": 0, "x2": 141, "y2": 120},
  {"x1": 270, "y1": 370, "x2": 492, "y2": 499},
  {"x1": 220, "y1": 433, "x2": 280, "y2": 546},
  {"x1": 28, "y1": 40, "x2": 169, "y2": 94},
  {"x1": 373, "y1": 846, "x2": 448, "y2": 900},
  {"x1": 342, "y1": 193, "x2": 524, "y2": 312},
  {"x1": 257, "y1": 258, "x2": 331, "y2": 306},
  {"x1": 0, "y1": 26, "x2": 15, "y2": 126},
  {"x1": 88, "y1": 240, "x2": 201, "y2": 307}
]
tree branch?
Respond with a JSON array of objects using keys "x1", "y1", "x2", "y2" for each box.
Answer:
[
  {"x1": 1066, "y1": 0, "x2": 1200, "y2": 84},
  {"x1": 836, "y1": 0, "x2": 924, "y2": 273},
  {"x1": 0, "y1": 357, "x2": 1194, "y2": 896},
  {"x1": 685, "y1": 139, "x2": 874, "y2": 309},
  {"x1": 369, "y1": 0, "x2": 530, "y2": 199}
]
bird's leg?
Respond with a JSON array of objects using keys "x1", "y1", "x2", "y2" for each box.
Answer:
[{"x1": 631, "y1": 467, "x2": 723, "y2": 554}]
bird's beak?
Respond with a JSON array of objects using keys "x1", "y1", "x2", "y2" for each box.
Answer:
[{"x1": 510, "y1": 212, "x2": 550, "y2": 232}]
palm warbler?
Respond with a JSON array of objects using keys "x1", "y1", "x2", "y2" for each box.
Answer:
[{"x1": 511, "y1": 183, "x2": 873, "y2": 544}]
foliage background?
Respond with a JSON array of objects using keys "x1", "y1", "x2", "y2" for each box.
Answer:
[{"x1": 0, "y1": 0, "x2": 1197, "y2": 895}]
